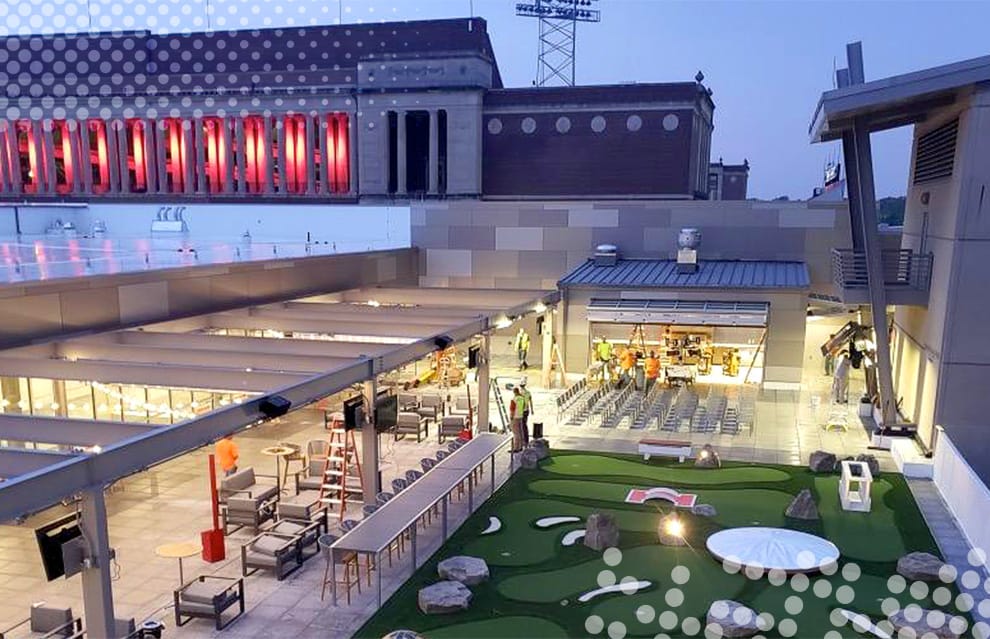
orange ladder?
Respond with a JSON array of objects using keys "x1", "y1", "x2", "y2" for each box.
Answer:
[{"x1": 318, "y1": 427, "x2": 364, "y2": 520}]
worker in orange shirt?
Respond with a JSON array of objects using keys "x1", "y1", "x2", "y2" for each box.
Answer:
[
  {"x1": 645, "y1": 351, "x2": 661, "y2": 392},
  {"x1": 216, "y1": 434, "x2": 239, "y2": 476},
  {"x1": 619, "y1": 347, "x2": 637, "y2": 387}
]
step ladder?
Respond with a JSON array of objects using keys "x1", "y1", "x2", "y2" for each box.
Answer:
[
  {"x1": 491, "y1": 380, "x2": 510, "y2": 432},
  {"x1": 319, "y1": 427, "x2": 364, "y2": 520}
]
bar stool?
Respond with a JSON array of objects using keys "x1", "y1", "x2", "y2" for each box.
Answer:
[
  {"x1": 340, "y1": 520, "x2": 373, "y2": 585},
  {"x1": 391, "y1": 478, "x2": 408, "y2": 494},
  {"x1": 319, "y1": 533, "x2": 361, "y2": 605},
  {"x1": 420, "y1": 458, "x2": 437, "y2": 473}
]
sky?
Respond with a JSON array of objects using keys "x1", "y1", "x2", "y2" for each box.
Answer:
[{"x1": 3, "y1": 0, "x2": 990, "y2": 199}]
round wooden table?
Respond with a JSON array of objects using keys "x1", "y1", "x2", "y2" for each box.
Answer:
[
  {"x1": 155, "y1": 541, "x2": 201, "y2": 585},
  {"x1": 261, "y1": 445, "x2": 296, "y2": 493}
]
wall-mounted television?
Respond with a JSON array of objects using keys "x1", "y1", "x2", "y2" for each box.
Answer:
[
  {"x1": 374, "y1": 393, "x2": 398, "y2": 431},
  {"x1": 35, "y1": 514, "x2": 85, "y2": 581},
  {"x1": 343, "y1": 395, "x2": 364, "y2": 430}
]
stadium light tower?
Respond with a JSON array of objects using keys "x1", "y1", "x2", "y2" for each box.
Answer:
[{"x1": 515, "y1": 0, "x2": 601, "y2": 87}]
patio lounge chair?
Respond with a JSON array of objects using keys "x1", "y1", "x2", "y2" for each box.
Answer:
[
  {"x1": 293, "y1": 458, "x2": 326, "y2": 494},
  {"x1": 173, "y1": 576, "x2": 245, "y2": 631},
  {"x1": 394, "y1": 412, "x2": 429, "y2": 442},
  {"x1": 219, "y1": 467, "x2": 279, "y2": 534},
  {"x1": 240, "y1": 532, "x2": 303, "y2": 580},
  {"x1": 0, "y1": 603, "x2": 81, "y2": 639}
]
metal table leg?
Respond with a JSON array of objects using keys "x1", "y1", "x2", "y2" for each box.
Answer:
[
  {"x1": 468, "y1": 472, "x2": 474, "y2": 511},
  {"x1": 411, "y1": 523, "x2": 418, "y2": 575},
  {"x1": 376, "y1": 550, "x2": 382, "y2": 608},
  {"x1": 491, "y1": 454, "x2": 495, "y2": 495},
  {"x1": 331, "y1": 551, "x2": 338, "y2": 606},
  {"x1": 442, "y1": 494, "x2": 448, "y2": 540}
]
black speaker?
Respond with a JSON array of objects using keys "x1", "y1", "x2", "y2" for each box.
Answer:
[
  {"x1": 259, "y1": 395, "x2": 291, "y2": 418},
  {"x1": 434, "y1": 335, "x2": 453, "y2": 349}
]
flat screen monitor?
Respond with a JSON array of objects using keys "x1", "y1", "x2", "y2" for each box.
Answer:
[
  {"x1": 468, "y1": 344, "x2": 480, "y2": 369},
  {"x1": 375, "y1": 393, "x2": 398, "y2": 431},
  {"x1": 343, "y1": 395, "x2": 364, "y2": 430},
  {"x1": 35, "y1": 514, "x2": 83, "y2": 581}
]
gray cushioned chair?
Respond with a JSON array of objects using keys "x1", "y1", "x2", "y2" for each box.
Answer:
[
  {"x1": 240, "y1": 532, "x2": 303, "y2": 580},
  {"x1": 173, "y1": 576, "x2": 244, "y2": 631}
]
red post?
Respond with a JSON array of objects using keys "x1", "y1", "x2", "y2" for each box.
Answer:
[{"x1": 201, "y1": 453, "x2": 226, "y2": 562}]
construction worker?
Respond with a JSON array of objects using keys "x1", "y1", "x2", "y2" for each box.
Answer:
[
  {"x1": 514, "y1": 327, "x2": 531, "y2": 371},
  {"x1": 824, "y1": 334, "x2": 836, "y2": 376},
  {"x1": 596, "y1": 337, "x2": 613, "y2": 363},
  {"x1": 215, "y1": 434, "x2": 239, "y2": 477},
  {"x1": 519, "y1": 377, "x2": 533, "y2": 445},
  {"x1": 645, "y1": 351, "x2": 661, "y2": 391},
  {"x1": 833, "y1": 350, "x2": 851, "y2": 403},
  {"x1": 726, "y1": 349, "x2": 741, "y2": 377},
  {"x1": 620, "y1": 347, "x2": 637, "y2": 387},
  {"x1": 509, "y1": 386, "x2": 526, "y2": 452}
]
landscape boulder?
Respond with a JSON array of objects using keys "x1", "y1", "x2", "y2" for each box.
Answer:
[
  {"x1": 691, "y1": 504, "x2": 718, "y2": 517},
  {"x1": 437, "y1": 556, "x2": 490, "y2": 586},
  {"x1": 855, "y1": 453, "x2": 881, "y2": 476},
  {"x1": 417, "y1": 581, "x2": 472, "y2": 615},
  {"x1": 707, "y1": 600, "x2": 761, "y2": 638},
  {"x1": 382, "y1": 632, "x2": 425, "y2": 639},
  {"x1": 520, "y1": 447, "x2": 541, "y2": 469},
  {"x1": 694, "y1": 444, "x2": 721, "y2": 469},
  {"x1": 657, "y1": 513, "x2": 688, "y2": 547},
  {"x1": 888, "y1": 607, "x2": 962, "y2": 638},
  {"x1": 809, "y1": 450, "x2": 837, "y2": 473},
  {"x1": 896, "y1": 552, "x2": 946, "y2": 582},
  {"x1": 785, "y1": 489, "x2": 820, "y2": 520},
  {"x1": 529, "y1": 438, "x2": 550, "y2": 460},
  {"x1": 583, "y1": 512, "x2": 620, "y2": 551}
]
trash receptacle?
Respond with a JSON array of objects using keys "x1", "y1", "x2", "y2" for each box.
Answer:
[{"x1": 533, "y1": 423, "x2": 544, "y2": 439}]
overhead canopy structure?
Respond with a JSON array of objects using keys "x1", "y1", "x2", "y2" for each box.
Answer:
[
  {"x1": 559, "y1": 258, "x2": 810, "y2": 290},
  {"x1": 586, "y1": 299, "x2": 770, "y2": 327},
  {"x1": 0, "y1": 286, "x2": 558, "y2": 520}
]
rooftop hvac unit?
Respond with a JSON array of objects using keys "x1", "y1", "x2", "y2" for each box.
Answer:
[{"x1": 593, "y1": 244, "x2": 618, "y2": 266}]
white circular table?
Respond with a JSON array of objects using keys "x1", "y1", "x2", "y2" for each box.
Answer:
[{"x1": 706, "y1": 527, "x2": 840, "y2": 574}]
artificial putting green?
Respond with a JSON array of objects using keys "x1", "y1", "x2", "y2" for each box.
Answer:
[{"x1": 355, "y1": 451, "x2": 945, "y2": 639}]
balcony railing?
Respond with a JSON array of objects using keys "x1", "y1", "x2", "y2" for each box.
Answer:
[{"x1": 831, "y1": 248, "x2": 933, "y2": 305}]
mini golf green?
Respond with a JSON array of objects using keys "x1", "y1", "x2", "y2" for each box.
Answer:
[{"x1": 355, "y1": 450, "x2": 945, "y2": 639}]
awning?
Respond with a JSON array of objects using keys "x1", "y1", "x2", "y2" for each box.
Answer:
[{"x1": 587, "y1": 299, "x2": 770, "y2": 327}]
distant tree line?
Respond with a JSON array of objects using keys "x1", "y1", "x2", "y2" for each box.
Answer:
[{"x1": 877, "y1": 196, "x2": 906, "y2": 226}]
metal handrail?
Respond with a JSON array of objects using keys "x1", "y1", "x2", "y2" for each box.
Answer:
[{"x1": 831, "y1": 248, "x2": 933, "y2": 291}]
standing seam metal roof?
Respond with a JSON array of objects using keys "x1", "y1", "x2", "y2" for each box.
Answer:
[{"x1": 558, "y1": 259, "x2": 810, "y2": 289}]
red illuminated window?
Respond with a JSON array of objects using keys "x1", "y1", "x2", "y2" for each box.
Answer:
[
  {"x1": 85, "y1": 120, "x2": 111, "y2": 194},
  {"x1": 281, "y1": 115, "x2": 308, "y2": 194},
  {"x1": 123, "y1": 120, "x2": 149, "y2": 193},
  {"x1": 51, "y1": 120, "x2": 76, "y2": 194},
  {"x1": 15, "y1": 121, "x2": 43, "y2": 194},
  {"x1": 242, "y1": 116, "x2": 268, "y2": 194},
  {"x1": 203, "y1": 117, "x2": 228, "y2": 193},
  {"x1": 162, "y1": 119, "x2": 189, "y2": 193},
  {"x1": 318, "y1": 113, "x2": 350, "y2": 194}
]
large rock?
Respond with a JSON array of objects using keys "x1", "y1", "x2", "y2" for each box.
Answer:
[
  {"x1": 529, "y1": 438, "x2": 550, "y2": 460},
  {"x1": 417, "y1": 581, "x2": 472, "y2": 615},
  {"x1": 855, "y1": 453, "x2": 880, "y2": 476},
  {"x1": 888, "y1": 607, "x2": 962, "y2": 638},
  {"x1": 657, "y1": 513, "x2": 687, "y2": 547},
  {"x1": 785, "y1": 489, "x2": 819, "y2": 520},
  {"x1": 809, "y1": 450, "x2": 837, "y2": 473},
  {"x1": 694, "y1": 444, "x2": 721, "y2": 469},
  {"x1": 437, "y1": 556, "x2": 490, "y2": 586},
  {"x1": 583, "y1": 512, "x2": 620, "y2": 551},
  {"x1": 520, "y1": 447, "x2": 541, "y2": 469},
  {"x1": 897, "y1": 552, "x2": 946, "y2": 582},
  {"x1": 692, "y1": 504, "x2": 718, "y2": 517},
  {"x1": 382, "y1": 632, "x2": 425, "y2": 639},
  {"x1": 707, "y1": 600, "x2": 760, "y2": 638}
]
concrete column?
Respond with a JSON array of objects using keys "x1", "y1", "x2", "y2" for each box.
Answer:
[
  {"x1": 79, "y1": 488, "x2": 116, "y2": 639},
  {"x1": 305, "y1": 115, "x2": 316, "y2": 195},
  {"x1": 0, "y1": 126, "x2": 10, "y2": 193},
  {"x1": 318, "y1": 117, "x2": 329, "y2": 194},
  {"x1": 347, "y1": 114, "x2": 357, "y2": 195},
  {"x1": 40, "y1": 121, "x2": 57, "y2": 194},
  {"x1": 477, "y1": 334, "x2": 490, "y2": 433},
  {"x1": 361, "y1": 378, "x2": 379, "y2": 503},
  {"x1": 262, "y1": 116, "x2": 274, "y2": 194},
  {"x1": 68, "y1": 122, "x2": 83, "y2": 193},
  {"x1": 115, "y1": 121, "x2": 130, "y2": 194},
  {"x1": 6, "y1": 125, "x2": 22, "y2": 194},
  {"x1": 142, "y1": 119, "x2": 156, "y2": 193},
  {"x1": 106, "y1": 120, "x2": 120, "y2": 193},
  {"x1": 155, "y1": 121, "x2": 167, "y2": 194},
  {"x1": 428, "y1": 109, "x2": 438, "y2": 194},
  {"x1": 396, "y1": 110, "x2": 406, "y2": 194},
  {"x1": 182, "y1": 121, "x2": 194, "y2": 195},
  {"x1": 2, "y1": 377, "x2": 22, "y2": 413},
  {"x1": 276, "y1": 118, "x2": 287, "y2": 195},
  {"x1": 53, "y1": 380, "x2": 68, "y2": 417},
  {"x1": 234, "y1": 117, "x2": 246, "y2": 194},
  {"x1": 193, "y1": 118, "x2": 206, "y2": 194},
  {"x1": 81, "y1": 123, "x2": 93, "y2": 195},
  {"x1": 222, "y1": 118, "x2": 234, "y2": 194},
  {"x1": 541, "y1": 311, "x2": 554, "y2": 388}
]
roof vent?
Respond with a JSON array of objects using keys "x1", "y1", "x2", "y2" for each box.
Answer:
[
  {"x1": 593, "y1": 244, "x2": 618, "y2": 267},
  {"x1": 676, "y1": 228, "x2": 700, "y2": 273}
]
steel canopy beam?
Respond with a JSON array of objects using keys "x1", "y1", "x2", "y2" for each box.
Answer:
[
  {"x1": 106, "y1": 331, "x2": 395, "y2": 359},
  {"x1": 0, "y1": 448, "x2": 80, "y2": 478},
  {"x1": 206, "y1": 313, "x2": 441, "y2": 339},
  {"x1": 0, "y1": 414, "x2": 157, "y2": 447},
  {"x1": 0, "y1": 289, "x2": 560, "y2": 521}
]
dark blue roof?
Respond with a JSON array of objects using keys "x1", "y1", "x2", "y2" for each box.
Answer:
[{"x1": 559, "y1": 259, "x2": 810, "y2": 290}]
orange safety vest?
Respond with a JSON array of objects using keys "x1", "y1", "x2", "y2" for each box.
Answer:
[
  {"x1": 216, "y1": 438, "x2": 239, "y2": 471},
  {"x1": 645, "y1": 357, "x2": 660, "y2": 379},
  {"x1": 620, "y1": 350, "x2": 636, "y2": 371}
]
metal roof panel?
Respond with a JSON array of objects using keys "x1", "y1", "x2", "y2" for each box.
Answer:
[{"x1": 559, "y1": 259, "x2": 810, "y2": 290}]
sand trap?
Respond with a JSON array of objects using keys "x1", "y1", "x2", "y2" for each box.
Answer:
[
  {"x1": 535, "y1": 516, "x2": 581, "y2": 528},
  {"x1": 481, "y1": 516, "x2": 502, "y2": 535},
  {"x1": 577, "y1": 580, "x2": 652, "y2": 603},
  {"x1": 561, "y1": 530, "x2": 586, "y2": 546}
]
